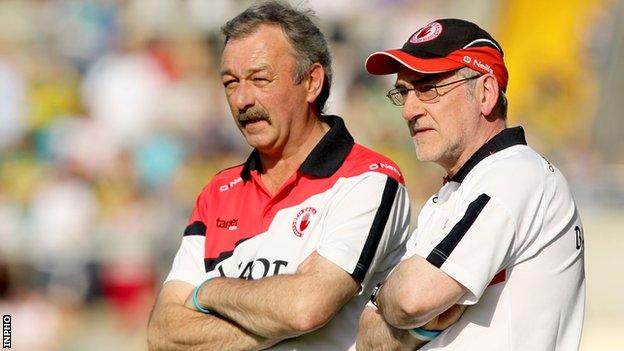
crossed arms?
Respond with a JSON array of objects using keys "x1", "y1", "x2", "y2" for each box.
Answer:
[
  {"x1": 147, "y1": 234, "x2": 468, "y2": 351},
  {"x1": 356, "y1": 255, "x2": 468, "y2": 351},
  {"x1": 147, "y1": 252, "x2": 359, "y2": 350}
]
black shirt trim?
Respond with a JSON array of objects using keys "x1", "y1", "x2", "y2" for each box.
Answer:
[
  {"x1": 352, "y1": 177, "x2": 399, "y2": 283},
  {"x1": 449, "y1": 126, "x2": 527, "y2": 183},
  {"x1": 241, "y1": 149, "x2": 262, "y2": 181},
  {"x1": 426, "y1": 194, "x2": 491, "y2": 268},
  {"x1": 241, "y1": 115, "x2": 355, "y2": 181},
  {"x1": 183, "y1": 221, "x2": 207, "y2": 237},
  {"x1": 204, "y1": 237, "x2": 252, "y2": 273}
]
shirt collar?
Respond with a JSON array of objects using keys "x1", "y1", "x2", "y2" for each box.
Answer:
[
  {"x1": 241, "y1": 115, "x2": 355, "y2": 181},
  {"x1": 446, "y1": 126, "x2": 527, "y2": 183}
]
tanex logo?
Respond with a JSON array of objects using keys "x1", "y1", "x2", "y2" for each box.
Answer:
[{"x1": 216, "y1": 217, "x2": 238, "y2": 231}]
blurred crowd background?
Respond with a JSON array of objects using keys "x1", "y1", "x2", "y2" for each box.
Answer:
[{"x1": 0, "y1": 0, "x2": 622, "y2": 350}]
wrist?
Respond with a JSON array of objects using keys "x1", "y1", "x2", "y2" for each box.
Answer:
[
  {"x1": 370, "y1": 282, "x2": 384, "y2": 308},
  {"x1": 408, "y1": 327, "x2": 443, "y2": 342},
  {"x1": 192, "y1": 278, "x2": 214, "y2": 314}
]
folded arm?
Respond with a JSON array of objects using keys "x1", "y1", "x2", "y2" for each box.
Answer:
[
  {"x1": 356, "y1": 255, "x2": 467, "y2": 350},
  {"x1": 187, "y1": 251, "x2": 360, "y2": 339},
  {"x1": 357, "y1": 303, "x2": 467, "y2": 351},
  {"x1": 148, "y1": 280, "x2": 280, "y2": 351},
  {"x1": 376, "y1": 254, "x2": 467, "y2": 329}
]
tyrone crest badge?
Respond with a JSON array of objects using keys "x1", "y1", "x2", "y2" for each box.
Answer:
[
  {"x1": 410, "y1": 22, "x2": 443, "y2": 43},
  {"x1": 292, "y1": 207, "x2": 317, "y2": 237}
]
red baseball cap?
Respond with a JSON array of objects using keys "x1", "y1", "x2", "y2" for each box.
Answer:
[{"x1": 365, "y1": 19, "x2": 509, "y2": 92}]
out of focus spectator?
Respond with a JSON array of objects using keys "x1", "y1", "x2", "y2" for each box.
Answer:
[{"x1": 0, "y1": 59, "x2": 26, "y2": 151}]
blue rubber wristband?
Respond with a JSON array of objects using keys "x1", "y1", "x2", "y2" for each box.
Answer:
[
  {"x1": 192, "y1": 278, "x2": 213, "y2": 314},
  {"x1": 408, "y1": 327, "x2": 442, "y2": 341}
]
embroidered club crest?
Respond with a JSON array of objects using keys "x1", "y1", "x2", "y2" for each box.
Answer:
[
  {"x1": 410, "y1": 22, "x2": 443, "y2": 43},
  {"x1": 292, "y1": 207, "x2": 317, "y2": 237}
]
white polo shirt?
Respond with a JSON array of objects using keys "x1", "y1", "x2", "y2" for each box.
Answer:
[
  {"x1": 405, "y1": 127, "x2": 585, "y2": 350},
  {"x1": 165, "y1": 116, "x2": 411, "y2": 350}
]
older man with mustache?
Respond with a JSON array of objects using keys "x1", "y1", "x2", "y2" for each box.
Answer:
[{"x1": 147, "y1": 2, "x2": 411, "y2": 350}]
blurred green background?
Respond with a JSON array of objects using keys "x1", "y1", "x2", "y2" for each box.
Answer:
[{"x1": 0, "y1": 0, "x2": 621, "y2": 350}]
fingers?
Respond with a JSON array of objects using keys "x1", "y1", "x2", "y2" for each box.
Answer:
[{"x1": 422, "y1": 304, "x2": 467, "y2": 330}]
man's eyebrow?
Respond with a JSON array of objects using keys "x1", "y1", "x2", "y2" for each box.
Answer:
[
  {"x1": 220, "y1": 65, "x2": 271, "y2": 77},
  {"x1": 410, "y1": 74, "x2": 444, "y2": 85},
  {"x1": 395, "y1": 73, "x2": 443, "y2": 88},
  {"x1": 394, "y1": 81, "x2": 408, "y2": 89},
  {"x1": 416, "y1": 70, "x2": 460, "y2": 85}
]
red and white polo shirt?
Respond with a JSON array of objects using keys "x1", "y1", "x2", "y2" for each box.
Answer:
[
  {"x1": 404, "y1": 127, "x2": 585, "y2": 350},
  {"x1": 165, "y1": 115, "x2": 411, "y2": 350}
]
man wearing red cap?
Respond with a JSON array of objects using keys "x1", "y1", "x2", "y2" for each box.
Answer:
[{"x1": 357, "y1": 19, "x2": 585, "y2": 350}]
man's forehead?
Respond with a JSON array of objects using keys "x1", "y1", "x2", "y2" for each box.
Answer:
[
  {"x1": 395, "y1": 68, "x2": 451, "y2": 85},
  {"x1": 221, "y1": 24, "x2": 293, "y2": 73},
  {"x1": 222, "y1": 25, "x2": 290, "y2": 57}
]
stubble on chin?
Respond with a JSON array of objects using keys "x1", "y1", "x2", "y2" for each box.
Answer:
[
  {"x1": 413, "y1": 132, "x2": 440, "y2": 161},
  {"x1": 414, "y1": 145, "x2": 434, "y2": 162}
]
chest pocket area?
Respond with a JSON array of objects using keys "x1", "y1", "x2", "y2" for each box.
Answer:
[{"x1": 421, "y1": 195, "x2": 456, "y2": 246}]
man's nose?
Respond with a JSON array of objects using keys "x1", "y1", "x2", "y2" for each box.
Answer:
[
  {"x1": 232, "y1": 81, "x2": 255, "y2": 112},
  {"x1": 402, "y1": 91, "x2": 427, "y2": 122}
]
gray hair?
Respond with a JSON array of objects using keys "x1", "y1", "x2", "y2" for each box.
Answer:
[
  {"x1": 456, "y1": 67, "x2": 508, "y2": 120},
  {"x1": 221, "y1": 1, "x2": 332, "y2": 113}
]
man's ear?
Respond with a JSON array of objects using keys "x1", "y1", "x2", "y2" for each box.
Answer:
[
  {"x1": 305, "y1": 63, "x2": 324, "y2": 105},
  {"x1": 478, "y1": 74, "x2": 499, "y2": 117}
]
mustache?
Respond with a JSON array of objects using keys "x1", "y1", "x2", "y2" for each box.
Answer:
[
  {"x1": 407, "y1": 119, "x2": 435, "y2": 137},
  {"x1": 237, "y1": 107, "x2": 271, "y2": 127},
  {"x1": 408, "y1": 119, "x2": 418, "y2": 137}
]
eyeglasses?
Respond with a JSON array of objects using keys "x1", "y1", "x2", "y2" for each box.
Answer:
[{"x1": 386, "y1": 74, "x2": 482, "y2": 106}]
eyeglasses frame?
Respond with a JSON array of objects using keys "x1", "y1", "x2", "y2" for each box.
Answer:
[{"x1": 386, "y1": 74, "x2": 482, "y2": 106}]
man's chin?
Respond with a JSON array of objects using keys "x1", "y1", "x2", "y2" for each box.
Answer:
[
  {"x1": 414, "y1": 146, "x2": 441, "y2": 163},
  {"x1": 243, "y1": 133, "x2": 276, "y2": 151}
]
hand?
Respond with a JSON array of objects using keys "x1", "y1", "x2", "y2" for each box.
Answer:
[{"x1": 421, "y1": 304, "x2": 467, "y2": 331}]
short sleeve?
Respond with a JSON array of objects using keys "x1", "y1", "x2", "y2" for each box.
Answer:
[
  {"x1": 316, "y1": 173, "x2": 411, "y2": 289},
  {"x1": 163, "y1": 233, "x2": 209, "y2": 286},
  {"x1": 163, "y1": 189, "x2": 213, "y2": 286},
  {"x1": 401, "y1": 227, "x2": 420, "y2": 261},
  {"x1": 413, "y1": 194, "x2": 516, "y2": 304}
]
